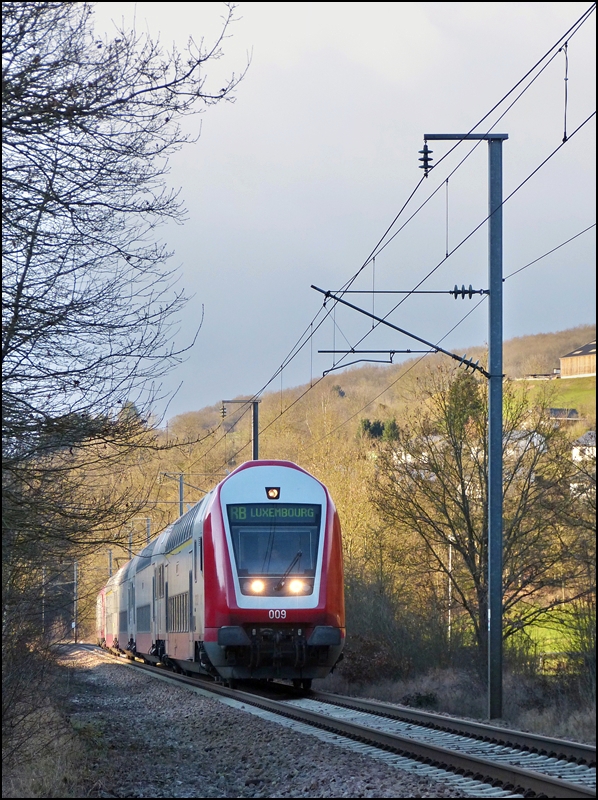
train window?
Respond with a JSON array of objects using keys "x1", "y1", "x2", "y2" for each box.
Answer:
[
  {"x1": 136, "y1": 604, "x2": 151, "y2": 632},
  {"x1": 156, "y1": 564, "x2": 165, "y2": 598},
  {"x1": 167, "y1": 592, "x2": 189, "y2": 632},
  {"x1": 194, "y1": 537, "x2": 203, "y2": 575},
  {"x1": 227, "y1": 503, "x2": 321, "y2": 583}
]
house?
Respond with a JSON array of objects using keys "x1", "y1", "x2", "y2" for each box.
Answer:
[
  {"x1": 570, "y1": 431, "x2": 595, "y2": 497},
  {"x1": 572, "y1": 430, "x2": 596, "y2": 462},
  {"x1": 549, "y1": 408, "x2": 579, "y2": 422},
  {"x1": 559, "y1": 341, "x2": 596, "y2": 379}
]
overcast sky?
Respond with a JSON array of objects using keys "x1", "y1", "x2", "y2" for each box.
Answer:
[{"x1": 91, "y1": 2, "x2": 596, "y2": 421}]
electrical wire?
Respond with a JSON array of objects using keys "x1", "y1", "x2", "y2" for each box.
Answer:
[
  {"x1": 296, "y1": 222, "x2": 597, "y2": 453},
  {"x1": 313, "y1": 112, "x2": 596, "y2": 380},
  {"x1": 504, "y1": 223, "x2": 596, "y2": 279},
  {"x1": 209, "y1": 111, "x2": 596, "y2": 472},
  {"x1": 245, "y1": 3, "x2": 595, "y2": 405},
  {"x1": 335, "y1": 2, "x2": 596, "y2": 288},
  {"x1": 200, "y1": 7, "x2": 596, "y2": 473},
  {"x1": 217, "y1": 217, "x2": 596, "y2": 468}
]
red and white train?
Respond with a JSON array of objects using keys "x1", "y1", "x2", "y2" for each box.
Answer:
[{"x1": 96, "y1": 460, "x2": 345, "y2": 688}]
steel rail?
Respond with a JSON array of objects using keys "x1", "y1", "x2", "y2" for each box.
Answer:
[
  {"x1": 310, "y1": 689, "x2": 596, "y2": 766},
  {"x1": 93, "y1": 651, "x2": 595, "y2": 799}
]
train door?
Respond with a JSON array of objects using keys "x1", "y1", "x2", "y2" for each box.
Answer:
[
  {"x1": 128, "y1": 582, "x2": 135, "y2": 649},
  {"x1": 188, "y1": 548, "x2": 193, "y2": 657},
  {"x1": 164, "y1": 563, "x2": 169, "y2": 655},
  {"x1": 153, "y1": 561, "x2": 166, "y2": 652},
  {"x1": 105, "y1": 588, "x2": 114, "y2": 646},
  {"x1": 152, "y1": 572, "x2": 156, "y2": 643},
  {"x1": 193, "y1": 533, "x2": 205, "y2": 640}
]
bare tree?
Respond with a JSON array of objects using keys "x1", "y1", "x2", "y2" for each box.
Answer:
[
  {"x1": 370, "y1": 366, "x2": 590, "y2": 666},
  {"x1": 3, "y1": 1, "x2": 245, "y2": 441},
  {"x1": 2, "y1": 0, "x2": 245, "y2": 758}
]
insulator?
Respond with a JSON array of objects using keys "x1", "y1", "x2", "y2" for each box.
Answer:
[
  {"x1": 418, "y1": 143, "x2": 433, "y2": 173},
  {"x1": 451, "y1": 284, "x2": 477, "y2": 299}
]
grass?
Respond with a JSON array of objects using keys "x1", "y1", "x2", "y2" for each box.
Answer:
[
  {"x1": 516, "y1": 610, "x2": 576, "y2": 653},
  {"x1": 524, "y1": 376, "x2": 596, "y2": 422}
]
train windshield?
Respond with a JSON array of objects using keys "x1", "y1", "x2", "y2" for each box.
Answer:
[{"x1": 227, "y1": 503, "x2": 321, "y2": 577}]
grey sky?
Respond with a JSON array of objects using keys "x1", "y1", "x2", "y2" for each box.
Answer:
[{"x1": 91, "y1": 2, "x2": 596, "y2": 421}]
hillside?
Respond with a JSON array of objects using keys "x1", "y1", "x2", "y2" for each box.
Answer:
[
  {"x1": 462, "y1": 324, "x2": 596, "y2": 379},
  {"x1": 168, "y1": 324, "x2": 596, "y2": 437}
]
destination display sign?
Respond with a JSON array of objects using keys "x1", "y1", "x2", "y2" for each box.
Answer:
[{"x1": 227, "y1": 503, "x2": 320, "y2": 524}]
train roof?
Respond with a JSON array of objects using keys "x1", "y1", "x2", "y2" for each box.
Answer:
[
  {"x1": 102, "y1": 493, "x2": 213, "y2": 588},
  {"x1": 135, "y1": 538, "x2": 159, "y2": 572},
  {"x1": 163, "y1": 494, "x2": 210, "y2": 554}
]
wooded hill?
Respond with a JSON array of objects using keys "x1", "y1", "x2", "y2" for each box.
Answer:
[{"x1": 168, "y1": 323, "x2": 596, "y2": 444}]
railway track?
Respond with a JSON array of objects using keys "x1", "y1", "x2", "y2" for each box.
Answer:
[{"x1": 95, "y1": 647, "x2": 596, "y2": 798}]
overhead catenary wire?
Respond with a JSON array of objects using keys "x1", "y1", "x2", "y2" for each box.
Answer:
[
  {"x1": 295, "y1": 223, "x2": 596, "y2": 453},
  {"x1": 207, "y1": 100, "x2": 595, "y2": 472},
  {"x1": 310, "y1": 111, "x2": 596, "y2": 382},
  {"x1": 207, "y1": 108, "x2": 596, "y2": 471},
  {"x1": 199, "y1": 6, "x2": 596, "y2": 473},
  {"x1": 243, "y1": 4, "x2": 595, "y2": 405},
  {"x1": 504, "y1": 223, "x2": 595, "y2": 279},
  {"x1": 212, "y1": 218, "x2": 596, "y2": 470},
  {"x1": 335, "y1": 2, "x2": 595, "y2": 288}
]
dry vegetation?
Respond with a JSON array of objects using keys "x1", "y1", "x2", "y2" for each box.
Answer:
[
  {"x1": 1, "y1": 651, "x2": 89, "y2": 798},
  {"x1": 321, "y1": 667, "x2": 596, "y2": 745}
]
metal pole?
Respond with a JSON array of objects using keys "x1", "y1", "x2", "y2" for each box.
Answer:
[
  {"x1": 223, "y1": 399, "x2": 261, "y2": 463},
  {"x1": 109, "y1": 549, "x2": 113, "y2": 577},
  {"x1": 146, "y1": 517, "x2": 151, "y2": 544},
  {"x1": 73, "y1": 561, "x2": 78, "y2": 644},
  {"x1": 487, "y1": 136, "x2": 504, "y2": 720},
  {"x1": 179, "y1": 473, "x2": 184, "y2": 517},
  {"x1": 252, "y1": 401, "x2": 259, "y2": 460},
  {"x1": 448, "y1": 542, "x2": 452, "y2": 652},
  {"x1": 128, "y1": 526, "x2": 133, "y2": 560},
  {"x1": 424, "y1": 134, "x2": 506, "y2": 718},
  {"x1": 42, "y1": 566, "x2": 46, "y2": 635}
]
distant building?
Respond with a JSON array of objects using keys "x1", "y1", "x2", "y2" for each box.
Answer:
[
  {"x1": 524, "y1": 370, "x2": 560, "y2": 380},
  {"x1": 572, "y1": 430, "x2": 596, "y2": 462},
  {"x1": 549, "y1": 408, "x2": 579, "y2": 422},
  {"x1": 559, "y1": 341, "x2": 596, "y2": 379}
]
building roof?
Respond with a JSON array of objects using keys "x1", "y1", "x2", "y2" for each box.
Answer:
[
  {"x1": 574, "y1": 431, "x2": 596, "y2": 447},
  {"x1": 549, "y1": 408, "x2": 579, "y2": 419},
  {"x1": 561, "y1": 341, "x2": 596, "y2": 359}
]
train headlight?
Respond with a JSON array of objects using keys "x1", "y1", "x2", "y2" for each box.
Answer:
[
  {"x1": 289, "y1": 579, "x2": 305, "y2": 594},
  {"x1": 249, "y1": 579, "x2": 265, "y2": 593}
]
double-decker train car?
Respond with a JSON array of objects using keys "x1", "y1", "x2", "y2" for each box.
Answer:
[{"x1": 96, "y1": 460, "x2": 345, "y2": 687}]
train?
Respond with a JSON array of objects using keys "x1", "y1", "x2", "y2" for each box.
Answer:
[{"x1": 96, "y1": 459, "x2": 345, "y2": 688}]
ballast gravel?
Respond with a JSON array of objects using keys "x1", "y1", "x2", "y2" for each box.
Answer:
[{"x1": 60, "y1": 646, "x2": 465, "y2": 798}]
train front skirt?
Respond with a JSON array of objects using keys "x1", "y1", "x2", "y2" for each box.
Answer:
[{"x1": 203, "y1": 624, "x2": 344, "y2": 680}]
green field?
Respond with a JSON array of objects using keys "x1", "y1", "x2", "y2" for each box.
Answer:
[{"x1": 521, "y1": 376, "x2": 596, "y2": 422}]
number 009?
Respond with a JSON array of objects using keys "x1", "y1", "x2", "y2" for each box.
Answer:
[{"x1": 268, "y1": 609, "x2": 286, "y2": 619}]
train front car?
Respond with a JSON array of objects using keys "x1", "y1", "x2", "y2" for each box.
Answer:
[{"x1": 203, "y1": 460, "x2": 345, "y2": 686}]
